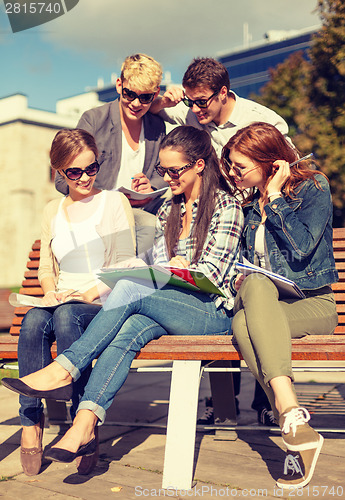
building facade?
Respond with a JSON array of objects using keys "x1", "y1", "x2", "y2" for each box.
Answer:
[{"x1": 218, "y1": 26, "x2": 319, "y2": 98}]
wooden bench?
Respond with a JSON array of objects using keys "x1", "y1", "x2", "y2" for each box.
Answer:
[{"x1": 1, "y1": 230, "x2": 345, "y2": 489}]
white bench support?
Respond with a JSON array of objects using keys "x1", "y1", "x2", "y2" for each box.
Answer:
[{"x1": 162, "y1": 360, "x2": 201, "y2": 490}]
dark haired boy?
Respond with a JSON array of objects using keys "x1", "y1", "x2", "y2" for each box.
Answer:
[{"x1": 151, "y1": 57, "x2": 290, "y2": 158}]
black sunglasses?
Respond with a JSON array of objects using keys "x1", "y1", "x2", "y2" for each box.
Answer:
[
  {"x1": 63, "y1": 161, "x2": 100, "y2": 181},
  {"x1": 182, "y1": 90, "x2": 219, "y2": 109},
  {"x1": 122, "y1": 87, "x2": 156, "y2": 105},
  {"x1": 155, "y1": 161, "x2": 196, "y2": 180}
]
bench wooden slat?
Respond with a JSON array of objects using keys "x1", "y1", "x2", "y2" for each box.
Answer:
[
  {"x1": 333, "y1": 228, "x2": 345, "y2": 237},
  {"x1": 26, "y1": 261, "x2": 39, "y2": 270},
  {"x1": 21, "y1": 279, "x2": 40, "y2": 287},
  {"x1": 24, "y1": 270, "x2": 39, "y2": 279},
  {"x1": 333, "y1": 240, "x2": 345, "y2": 249},
  {"x1": 32, "y1": 240, "x2": 41, "y2": 250},
  {"x1": 9, "y1": 326, "x2": 21, "y2": 336},
  {"x1": 332, "y1": 283, "x2": 345, "y2": 291},
  {"x1": 3, "y1": 334, "x2": 345, "y2": 362},
  {"x1": 9, "y1": 310, "x2": 345, "y2": 331},
  {"x1": 28, "y1": 250, "x2": 40, "y2": 260},
  {"x1": 13, "y1": 306, "x2": 32, "y2": 315},
  {"x1": 18, "y1": 287, "x2": 43, "y2": 296},
  {"x1": 134, "y1": 335, "x2": 345, "y2": 361},
  {"x1": 0, "y1": 336, "x2": 19, "y2": 358},
  {"x1": 11, "y1": 317, "x2": 22, "y2": 326}
]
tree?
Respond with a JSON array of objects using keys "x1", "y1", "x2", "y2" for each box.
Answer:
[{"x1": 255, "y1": 0, "x2": 345, "y2": 226}]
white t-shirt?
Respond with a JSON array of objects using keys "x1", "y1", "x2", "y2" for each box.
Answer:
[
  {"x1": 52, "y1": 191, "x2": 106, "y2": 293},
  {"x1": 115, "y1": 124, "x2": 145, "y2": 189},
  {"x1": 254, "y1": 222, "x2": 272, "y2": 272}
]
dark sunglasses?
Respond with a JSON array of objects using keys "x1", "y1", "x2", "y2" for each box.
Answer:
[
  {"x1": 122, "y1": 87, "x2": 156, "y2": 105},
  {"x1": 182, "y1": 90, "x2": 219, "y2": 109},
  {"x1": 63, "y1": 161, "x2": 100, "y2": 181},
  {"x1": 155, "y1": 161, "x2": 196, "y2": 180}
]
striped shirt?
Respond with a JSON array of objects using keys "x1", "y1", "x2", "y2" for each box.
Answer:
[{"x1": 152, "y1": 190, "x2": 244, "y2": 311}]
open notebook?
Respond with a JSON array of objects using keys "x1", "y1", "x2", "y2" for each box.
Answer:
[{"x1": 235, "y1": 257, "x2": 305, "y2": 299}]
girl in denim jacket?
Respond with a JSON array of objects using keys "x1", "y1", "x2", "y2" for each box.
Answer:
[{"x1": 220, "y1": 122, "x2": 338, "y2": 490}]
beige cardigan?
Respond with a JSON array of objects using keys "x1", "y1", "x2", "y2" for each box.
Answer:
[{"x1": 38, "y1": 191, "x2": 136, "y2": 286}]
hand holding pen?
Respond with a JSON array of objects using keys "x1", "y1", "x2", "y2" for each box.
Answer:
[
  {"x1": 131, "y1": 173, "x2": 153, "y2": 193},
  {"x1": 267, "y1": 153, "x2": 313, "y2": 198}
]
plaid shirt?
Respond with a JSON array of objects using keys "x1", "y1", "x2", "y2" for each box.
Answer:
[{"x1": 152, "y1": 190, "x2": 244, "y2": 310}]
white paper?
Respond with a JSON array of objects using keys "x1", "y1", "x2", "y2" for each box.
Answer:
[
  {"x1": 8, "y1": 293, "x2": 92, "y2": 308},
  {"x1": 236, "y1": 258, "x2": 305, "y2": 299},
  {"x1": 117, "y1": 186, "x2": 169, "y2": 201}
]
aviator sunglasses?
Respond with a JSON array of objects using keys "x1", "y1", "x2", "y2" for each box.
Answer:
[
  {"x1": 222, "y1": 150, "x2": 259, "y2": 180},
  {"x1": 223, "y1": 157, "x2": 258, "y2": 180},
  {"x1": 155, "y1": 161, "x2": 196, "y2": 180},
  {"x1": 122, "y1": 87, "x2": 156, "y2": 105},
  {"x1": 223, "y1": 151, "x2": 314, "y2": 180},
  {"x1": 182, "y1": 90, "x2": 219, "y2": 109},
  {"x1": 63, "y1": 161, "x2": 100, "y2": 181}
]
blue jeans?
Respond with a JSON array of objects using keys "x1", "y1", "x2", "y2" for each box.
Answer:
[
  {"x1": 56, "y1": 280, "x2": 232, "y2": 423},
  {"x1": 18, "y1": 302, "x2": 101, "y2": 426}
]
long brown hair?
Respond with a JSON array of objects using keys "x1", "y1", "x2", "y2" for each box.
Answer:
[
  {"x1": 161, "y1": 126, "x2": 229, "y2": 264},
  {"x1": 220, "y1": 122, "x2": 327, "y2": 205},
  {"x1": 50, "y1": 129, "x2": 98, "y2": 171}
]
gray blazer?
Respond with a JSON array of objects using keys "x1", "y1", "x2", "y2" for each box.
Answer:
[{"x1": 55, "y1": 99, "x2": 167, "y2": 194}]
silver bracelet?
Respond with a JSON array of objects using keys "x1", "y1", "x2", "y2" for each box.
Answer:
[{"x1": 45, "y1": 290, "x2": 56, "y2": 295}]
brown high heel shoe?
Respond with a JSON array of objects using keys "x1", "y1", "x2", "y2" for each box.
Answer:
[{"x1": 20, "y1": 413, "x2": 45, "y2": 476}]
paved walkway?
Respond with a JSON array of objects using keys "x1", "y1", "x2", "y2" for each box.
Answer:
[{"x1": 0, "y1": 362, "x2": 344, "y2": 499}]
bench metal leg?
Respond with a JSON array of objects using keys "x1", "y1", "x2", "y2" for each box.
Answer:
[
  {"x1": 162, "y1": 359, "x2": 201, "y2": 490},
  {"x1": 209, "y1": 360, "x2": 238, "y2": 440},
  {"x1": 45, "y1": 399, "x2": 70, "y2": 434}
]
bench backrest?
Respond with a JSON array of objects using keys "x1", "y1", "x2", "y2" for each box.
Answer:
[{"x1": 9, "y1": 229, "x2": 345, "y2": 336}]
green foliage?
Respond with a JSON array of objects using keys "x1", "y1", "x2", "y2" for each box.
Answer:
[
  {"x1": 0, "y1": 364, "x2": 18, "y2": 382},
  {"x1": 254, "y1": 0, "x2": 345, "y2": 226}
]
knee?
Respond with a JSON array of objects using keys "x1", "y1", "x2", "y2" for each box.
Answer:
[
  {"x1": 53, "y1": 305, "x2": 84, "y2": 344},
  {"x1": 104, "y1": 279, "x2": 140, "y2": 311},
  {"x1": 241, "y1": 273, "x2": 278, "y2": 299},
  {"x1": 20, "y1": 308, "x2": 51, "y2": 337},
  {"x1": 19, "y1": 309, "x2": 52, "y2": 349},
  {"x1": 53, "y1": 305, "x2": 75, "y2": 326},
  {"x1": 232, "y1": 309, "x2": 247, "y2": 341}
]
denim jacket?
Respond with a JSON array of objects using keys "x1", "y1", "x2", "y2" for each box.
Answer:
[{"x1": 240, "y1": 174, "x2": 338, "y2": 291}]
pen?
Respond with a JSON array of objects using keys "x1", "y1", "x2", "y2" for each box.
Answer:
[
  {"x1": 63, "y1": 289, "x2": 79, "y2": 300},
  {"x1": 289, "y1": 153, "x2": 313, "y2": 167}
]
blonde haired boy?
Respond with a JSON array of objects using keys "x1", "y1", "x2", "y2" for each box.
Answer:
[
  {"x1": 56, "y1": 53, "x2": 167, "y2": 216},
  {"x1": 121, "y1": 53, "x2": 162, "y2": 92}
]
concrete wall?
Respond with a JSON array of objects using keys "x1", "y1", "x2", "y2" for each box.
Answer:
[{"x1": 0, "y1": 121, "x2": 63, "y2": 286}]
